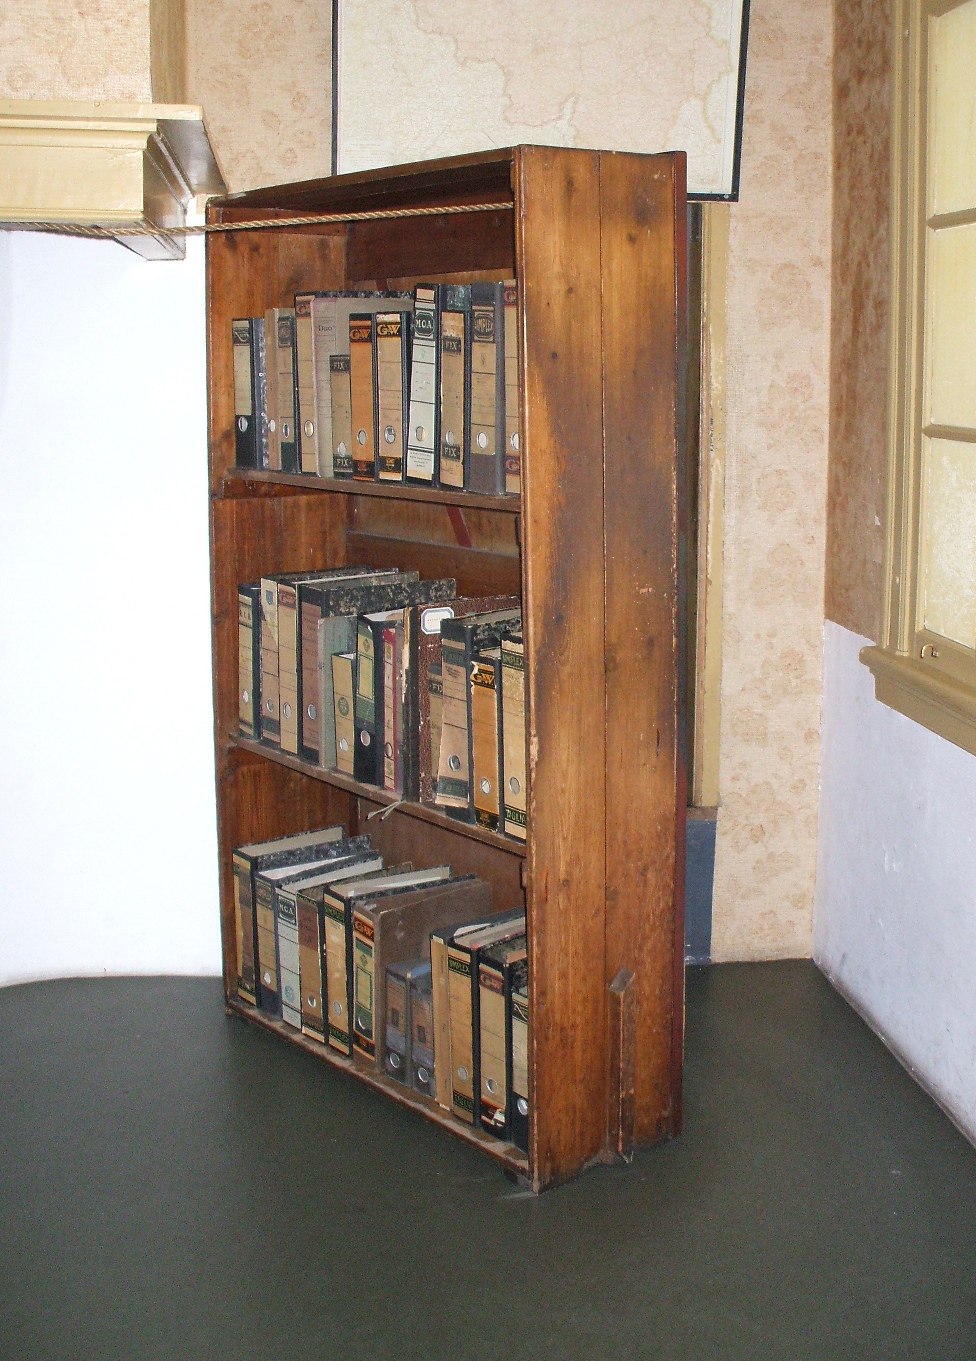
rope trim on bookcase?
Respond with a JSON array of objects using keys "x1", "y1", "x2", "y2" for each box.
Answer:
[{"x1": 12, "y1": 201, "x2": 515, "y2": 241}]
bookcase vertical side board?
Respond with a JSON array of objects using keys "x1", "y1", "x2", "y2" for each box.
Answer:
[
  {"x1": 206, "y1": 219, "x2": 354, "y2": 994},
  {"x1": 599, "y1": 151, "x2": 688, "y2": 1148},
  {"x1": 515, "y1": 147, "x2": 609, "y2": 1189}
]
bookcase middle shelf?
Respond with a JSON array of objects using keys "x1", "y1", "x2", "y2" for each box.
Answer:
[
  {"x1": 228, "y1": 731, "x2": 527, "y2": 860},
  {"x1": 221, "y1": 468, "x2": 522, "y2": 515}
]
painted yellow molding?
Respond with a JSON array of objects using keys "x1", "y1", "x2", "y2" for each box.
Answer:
[
  {"x1": 861, "y1": 644, "x2": 976, "y2": 756},
  {"x1": 0, "y1": 99, "x2": 224, "y2": 260}
]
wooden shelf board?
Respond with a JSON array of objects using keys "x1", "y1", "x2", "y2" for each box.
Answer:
[
  {"x1": 228, "y1": 732, "x2": 527, "y2": 859},
  {"x1": 221, "y1": 468, "x2": 521, "y2": 514},
  {"x1": 225, "y1": 997, "x2": 530, "y2": 1176}
]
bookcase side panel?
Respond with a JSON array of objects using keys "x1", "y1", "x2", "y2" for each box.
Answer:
[
  {"x1": 217, "y1": 756, "x2": 352, "y2": 998},
  {"x1": 516, "y1": 146, "x2": 608, "y2": 1189},
  {"x1": 600, "y1": 151, "x2": 688, "y2": 1146},
  {"x1": 210, "y1": 492, "x2": 352, "y2": 997}
]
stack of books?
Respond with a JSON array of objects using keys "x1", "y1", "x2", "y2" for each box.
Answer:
[
  {"x1": 233, "y1": 824, "x2": 530, "y2": 1149},
  {"x1": 238, "y1": 566, "x2": 527, "y2": 842},
  {"x1": 232, "y1": 282, "x2": 521, "y2": 495}
]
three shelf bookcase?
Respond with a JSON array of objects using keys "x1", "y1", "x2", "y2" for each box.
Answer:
[{"x1": 206, "y1": 145, "x2": 687, "y2": 1192}]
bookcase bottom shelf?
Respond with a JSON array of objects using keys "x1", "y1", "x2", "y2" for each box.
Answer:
[{"x1": 225, "y1": 998, "x2": 531, "y2": 1177}]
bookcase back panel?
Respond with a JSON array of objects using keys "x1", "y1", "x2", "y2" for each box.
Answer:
[
  {"x1": 210, "y1": 494, "x2": 350, "y2": 744},
  {"x1": 358, "y1": 799, "x2": 525, "y2": 916},
  {"x1": 345, "y1": 210, "x2": 514, "y2": 289},
  {"x1": 344, "y1": 532, "x2": 521, "y2": 601},
  {"x1": 515, "y1": 147, "x2": 610, "y2": 1187},
  {"x1": 218, "y1": 752, "x2": 352, "y2": 994},
  {"x1": 350, "y1": 499, "x2": 519, "y2": 558},
  {"x1": 599, "y1": 151, "x2": 687, "y2": 1147},
  {"x1": 206, "y1": 226, "x2": 347, "y2": 487}
]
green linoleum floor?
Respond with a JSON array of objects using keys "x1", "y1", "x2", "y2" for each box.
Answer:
[{"x1": 1, "y1": 962, "x2": 974, "y2": 1361}]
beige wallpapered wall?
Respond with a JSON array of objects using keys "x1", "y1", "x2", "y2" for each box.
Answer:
[
  {"x1": 0, "y1": 0, "x2": 153, "y2": 102},
  {"x1": 184, "y1": 0, "x2": 332, "y2": 192},
  {"x1": 825, "y1": 0, "x2": 890, "y2": 643},
  {"x1": 4, "y1": 0, "x2": 837, "y2": 961},
  {"x1": 709, "y1": 0, "x2": 833, "y2": 960}
]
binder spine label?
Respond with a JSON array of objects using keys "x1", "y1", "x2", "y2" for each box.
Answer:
[
  {"x1": 323, "y1": 900, "x2": 351, "y2": 1054},
  {"x1": 503, "y1": 281, "x2": 521, "y2": 494},
  {"x1": 502, "y1": 637, "x2": 527, "y2": 839},
  {"x1": 329, "y1": 354, "x2": 353, "y2": 478},
  {"x1": 471, "y1": 658, "x2": 500, "y2": 830},
  {"x1": 438, "y1": 311, "x2": 465, "y2": 489},
  {"x1": 447, "y1": 949, "x2": 475, "y2": 1123},
  {"x1": 276, "y1": 891, "x2": 302, "y2": 1029},
  {"x1": 349, "y1": 315, "x2": 376, "y2": 480},
  {"x1": 238, "y1": 589, "x2": 258, "y2": 740},
  {"x1": 352, "y1": 912, "x2": 376, "y2": 1059},
  {"x1": 232, "y1": 854, "x2": 257, "y2": 1005},
  {"x1": 435, "y1": 640, "x2": 470, "y2": 810},
  {"x1": 294, "y1": 293, "x2": 318, "y2": 475},
  {"x1": 479, "y1": 963, "x2": 507, "y2": 1134},
  {"x1": 375, "y1": 313, "x2": 406, "y2": 481},
  {"x1": 406, "y1": 288, "x2": 438, "y2": 483}
]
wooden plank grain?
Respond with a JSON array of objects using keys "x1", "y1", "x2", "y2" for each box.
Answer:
[
  {"x1": 516, "y1": 146, "x2": 607, "y2": 1189},
  {"x1": 600, "y1": 150, "x2": 687, "y2": 1146}
]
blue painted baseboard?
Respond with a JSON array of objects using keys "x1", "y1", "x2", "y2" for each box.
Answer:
[{"x1": 685, "y1": 811, "x2": 716, "y2": 964}]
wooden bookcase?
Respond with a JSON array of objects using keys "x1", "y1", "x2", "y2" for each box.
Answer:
[{"x1": 206, "y1": 145, "x2": 688, "y2": 1193}]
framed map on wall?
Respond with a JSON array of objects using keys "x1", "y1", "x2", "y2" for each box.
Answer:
[{"x1": 332, "y1": 0, "x2": 750, "y2": 199}]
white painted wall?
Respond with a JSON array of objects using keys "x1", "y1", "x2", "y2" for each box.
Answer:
[
  {"x1": 0, "y1": 230, "x2": 221, "y2": 984},
  {"x1": 814, "y1": 620, "x2": 976, "y2": 1141}
]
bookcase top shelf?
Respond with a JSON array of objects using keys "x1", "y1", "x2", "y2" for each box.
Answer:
[
  {"x1": 229, "y1": 733, "x2": 527, "y2": 859},
  {"x1": 212, "y1": 147, "x2": 518, "y2": 218},
  {"x1": 220, "y1": 469, "x2": 521, "y2": 514}
]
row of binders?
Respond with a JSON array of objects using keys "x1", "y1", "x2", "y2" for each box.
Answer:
[
  {"x1": 232, "y1": 281, "x2": 520, "y2": 495},
  {"x1": 233, "y1": 824, "x2": 529, "y2": 1148},
  {"x1": 239, "y1": 565, "x2": 526, "y2": 840}
]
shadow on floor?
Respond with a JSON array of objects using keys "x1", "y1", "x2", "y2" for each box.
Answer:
[{"x1": 1, "y1": 962, "x2": 974, "y2": 1361}]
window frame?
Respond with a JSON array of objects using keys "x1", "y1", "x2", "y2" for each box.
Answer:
[{"x1": 861, "y1": 0, "x2": 976, "y2": 757}]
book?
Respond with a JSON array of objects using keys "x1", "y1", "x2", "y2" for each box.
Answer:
[
  {"x1": 503, "y1": 279, "x2": 520, "y2": 494},
  {"x1": 381, "y1": 615, "x2": 404, "y2": 793},
  {"x1": 479, "y1": 932, "x2": 527, "y2": 1137},
  {"x1": 271, "y1": 841, "x2": 375, "y2": 1031},
  {"x1": 231, "y1": 824, "x2": 346, "y2": 1007},
  {"x1": 438, "y1": 284, "x2": 470, "y2": 490},
  {"x1": 263, "y1": 567, "x2": 370, "y2": 751},
  {"x1": 435, "y1": 608, "x2": 521, "y2": 820},
  {"x1": 445, "y1": 909, "x2": 525, "y2": 1124},
  {"x1": 252, "y1": 317, "x2": 270, "y2": 469},
  {"x1": 298, "y1": 569, "x2": 411, "y2": 765},
  {"x1": 382, "y1": 959, "x2": 438, "y2": 1095},
  {"x1": 468, "y1": 282, "x2": 506, "y2": 494},
  {"x1": 296, "y1": 851, "x2": 384, "y2": 1041},
  {"x1": 255, "y1": 844, "x2": 363, "y2": 1018},
  {"x1": 501, "y1": 626, "x2": 527, "y2": 840},
  {"x1": 329, "y1": 354, "x2": 353, "y2": 477},
  {"x1": 264, "y1": 306, "x2": 281, "y2": 470},
  {"x1": 405, "y1": 284, "x2": 440, "y2": 484},
  {"x1": 375, "y1": 311, "x2": 410, "y2": 482},
  {"x1": 349, "y1": 313, "x2": 377, "y2": 481},
  {"x1": 403, "y1": 593, "x2": 519, "y2": 804},
  {"x1": 331, "y1": 652, "x2": 356, "y2": 775},
  {"x1": 232, "y1": 318, "x2": 258, "y2": 468},
  {"x1": 322, "y1": 865, "x2": 448, "y2": 1056},
  {"x1": 294, "y1": 291, "x2": 323, "y2": 475},
  {"x1": 351, "y1": 874, "x2": 492, "y2": 1068},
  {"x1": 384, "y1": 958, "x2": 424, "y2": 1085},
  {"x1": 237, "y1": 582, "x2": 262, "y2": 740},
  {"x1": 354, "y1": 610, "x2": 401, "y2": 785},
  {"x1": 311, "y1": 292, "x2": 413, "y2": 477},
  {"x1": 409, "y1": 965, "x2": 436, "y2": 1098},
  {"x1": 509, "y1": 957, "x2": 529, "y2": 1151},
  {"x1": 471, "y1": 644, "x2": 503, "y2": 832},
  {"x1": 429, "y1": 909, "x2": 503, "y2": 1111},
  {"x1": 275, "y1": 307, "x2": 299, "y2": 473},
  {"x1": 331, "y1": 577, "x2": 457, "y2": 783}
]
